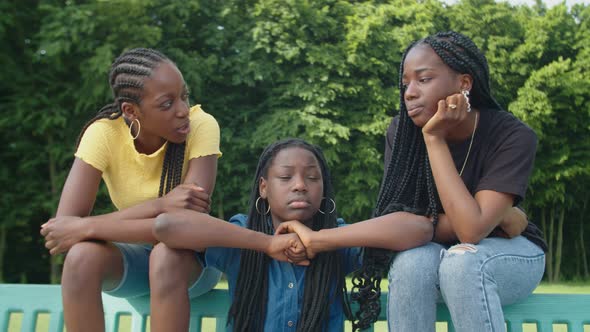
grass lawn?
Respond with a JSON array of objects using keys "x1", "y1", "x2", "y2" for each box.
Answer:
[{"x1": 7, "y1": 282, "x2": 589, "y2": 332}]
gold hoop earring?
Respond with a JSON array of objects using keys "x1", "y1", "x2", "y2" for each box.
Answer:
[
  {"x1": 129, "y1": 119, "x2": 141, "y2": 140},
  {"x1": 462, "y1": 90, "x2": 471, "y2": 113},
  {"x1": 255, "y1": 197, "x2": 270, "y2": 215},
  {"x1": 318, "y1": 197, "x2": 336, "y2": 214}
]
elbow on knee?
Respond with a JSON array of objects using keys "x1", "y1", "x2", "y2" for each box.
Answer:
[{"x1": 153, "y1": 213, "x2": 174, "y2": 242}]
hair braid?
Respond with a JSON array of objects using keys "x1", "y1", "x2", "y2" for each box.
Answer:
[
  {"x1": 157, "y1": 142, "x2": 186, "y2": 197},
  {"x1": 228, "y1": 139, "x2": 346, "y2": 332},
  {"x1": 77, "y1": 48, "x2": 187, "y2": 198}
]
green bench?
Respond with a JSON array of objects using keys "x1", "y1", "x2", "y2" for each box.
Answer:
[{"x1": 1, "y1": 284, "x2": 589, "y2": 331}]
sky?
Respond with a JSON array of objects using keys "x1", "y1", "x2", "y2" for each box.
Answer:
[{"x1": 445, "y1": 0, "x2": 589, "y2": 6}]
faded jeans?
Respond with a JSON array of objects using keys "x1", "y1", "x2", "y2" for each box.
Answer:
[{"x1": 387, "y1": 236, "x2": 545, "y2": 332}]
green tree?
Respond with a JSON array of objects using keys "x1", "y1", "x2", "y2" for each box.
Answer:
[
  {"x1": 511, "y1": 54, "x2": 590, "y2": 281},
  {"x1": 1, "y1": 0, "x2": 589, "y2": 283}
]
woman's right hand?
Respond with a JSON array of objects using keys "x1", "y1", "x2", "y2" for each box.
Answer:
[
  {"x1": 158, "y1": 184, "x2": 211, "y2": 213},
  {"x1": 275, "y1": 221, "x2": 317, "y2": 259},
  {"x1": 41, "y1": 216, "x2": 89, "y2": 255}
]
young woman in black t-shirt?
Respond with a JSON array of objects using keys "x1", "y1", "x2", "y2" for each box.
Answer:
[{"x1": 277, "y1": 31, "x2": 547, "y2": 331}]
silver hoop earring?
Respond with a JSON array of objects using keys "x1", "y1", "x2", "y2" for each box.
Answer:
[
  {"x1": 462, "y1": 90, "x2": 472, "y2": 113},
  {"x1": 255, "y1": 197, "x2": 270, "y2": 215},
  {"x1": 129, "y1": 119, "x2": 141, "y2": 140},
  {"x1": 318, "y1": 197, "x2": 336, "y2": 214}
]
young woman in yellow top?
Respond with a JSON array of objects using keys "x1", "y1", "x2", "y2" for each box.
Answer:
[{"x1": 40, "y1": 48, "x2": 221, "y2": 332}]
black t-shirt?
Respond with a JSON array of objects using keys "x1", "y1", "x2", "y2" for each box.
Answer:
[{"x1": 384, "y1": 110, "x2": 547, "y2": 251}]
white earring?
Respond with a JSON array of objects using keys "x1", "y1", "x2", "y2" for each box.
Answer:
[
  {"x1": 462, "y1": 90, "x2": 471, "y2": 113},
  {"x1": 129, "y1": 119, "x2": 141, "y2": 140}
]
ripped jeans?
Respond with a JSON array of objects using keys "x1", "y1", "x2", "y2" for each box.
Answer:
[{"x1": 387, "y1": 236, "x2": 545, "y2": 332}]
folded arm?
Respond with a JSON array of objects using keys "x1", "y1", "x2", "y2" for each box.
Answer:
[
  {"x1": 424, "y1": 135, "x2": 521, "y2": 243},
  {"x1": 42, "y1": 155, "x2": 217, "y2": 254}
]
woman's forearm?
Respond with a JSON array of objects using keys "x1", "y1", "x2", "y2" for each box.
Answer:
[
  {"x1": 310, "y1": 212, "x2": 432, "y2": 253},
  {"x1": 153, "y1": 210, "x2": 271, "y2": 252},
  {"x1": 433, "y1": 207, "x2": 527, "y2": 244},
  {"x1": 433, "y1": 214, "x2": 457, "y2": 244},
  {"x1": 82, "y1": 199, "x2": 165, "y2": 223},
  {"x1": 84, "y1": 217, "x2": 157, "y2": 243}
]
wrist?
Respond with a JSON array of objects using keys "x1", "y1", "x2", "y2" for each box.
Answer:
[
  {"x1": 155, "y1": 197, "x2": 166, "y2": 214},
  {"x1": 84, "y1": 217, "x2": 95, "y2": 240},
  {"x1": 422, "y1": 132, "x2": 446, "y2": 145},
  {"x1": 311, "y1": 230, "x2": 328, "y2": 253},
  {"x1": 261, "y1": 234, "x2": 274, "y2": 255}
]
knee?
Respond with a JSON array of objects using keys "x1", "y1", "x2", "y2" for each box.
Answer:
[
  {"x1": 149, "y1": 243, "x2": 196, "y2": 292},
  {"x1": 389, "y1": 244, "x2": 442, "y2": 289},
  {"x1": 439, "y1": 243, "x2": 481, "y2": 289},
  {"x1": 62, "y1": 242, "x2": 111, "y2": 292}
]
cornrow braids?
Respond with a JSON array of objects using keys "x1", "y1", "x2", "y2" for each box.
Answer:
[
  {"x1": 351, "y1": 31, "x2": 502, "y2": 330},
  {"x1": 228, "y1": 138, "x2": 347, "y2": 332},
  {"x1": 76, "y1": 48, "x2": 186, "y2": 197}
]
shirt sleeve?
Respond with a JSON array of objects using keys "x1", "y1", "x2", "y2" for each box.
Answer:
[
  {"x1": 187, "y1": 106, "x2": 222, "y2": 160},
  {"x1": 476, "y1": 125, "x2": 537, "y2": 205},
  {"x1": 74, "y1": 120, "x2": 112, "y2": 172}
]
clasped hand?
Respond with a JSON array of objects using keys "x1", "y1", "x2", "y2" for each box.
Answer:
[
  {"x1": 159, "y1": 183, "x2": 211, "y2": 213},
  {"x1": 269, "y1": 220, "x2": 316, "y2": 266},
  {"x1": 40, "y1": 216, "x2": 87, "y2": 255}
]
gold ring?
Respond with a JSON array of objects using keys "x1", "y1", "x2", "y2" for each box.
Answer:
[{"x1": 448, "y1": 104, "x2": 457, "y2": 109}]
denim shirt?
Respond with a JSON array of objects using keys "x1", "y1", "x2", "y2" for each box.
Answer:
[{"x1": 205, "y1": 214, "x2": 361, "y2": 331}]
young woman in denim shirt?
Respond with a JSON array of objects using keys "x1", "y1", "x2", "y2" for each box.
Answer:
[{"x1": 154, "y1": 138, "x2": 364, "y2": 331}]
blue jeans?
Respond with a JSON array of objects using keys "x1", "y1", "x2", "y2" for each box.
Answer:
[{"x1": 387, "y1": 236, "x2": 545, "y2": 332}]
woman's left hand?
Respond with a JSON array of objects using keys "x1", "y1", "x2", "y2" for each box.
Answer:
[
  {"x1": 496, "y1": 207, "x2": 529, "y2": 238},
  {"x1": 40, "y1": 216, "x2": 89, "y2": 255},
  {"x1": 422, "y1": 92, "x2": 469, "y2": 139}
]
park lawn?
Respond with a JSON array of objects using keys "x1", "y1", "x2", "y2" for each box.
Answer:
[{"x1": 8, "y1": 281, "x2": 590, "y2": 332}]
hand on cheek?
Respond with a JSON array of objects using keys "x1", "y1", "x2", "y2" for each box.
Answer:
[{"x1": 422, "y1": 92, "x2": 468, "y2": 139}]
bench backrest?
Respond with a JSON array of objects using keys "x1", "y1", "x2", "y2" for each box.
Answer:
[{"x1": 1, "y1": 284, "x2": 589, "y2": 331}]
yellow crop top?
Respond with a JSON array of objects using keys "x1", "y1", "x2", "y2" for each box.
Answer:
[{"x1": 75, "y1": 105, "x2": 221, "y2": 210}]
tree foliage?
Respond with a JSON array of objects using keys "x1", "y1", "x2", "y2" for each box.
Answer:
[{"x1": 1, "y1": 0, "x2": 589, "y2": 283}]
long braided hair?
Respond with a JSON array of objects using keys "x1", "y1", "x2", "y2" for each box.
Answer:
[
  {"x1": 76, "y1": 48, "x2": 186, "y2": 197},
  {"x1": 228, "y1": 138, "x2": 348, "y2": 332},
  {"x1": 350, "y1": 31, "x2": 503, "y2": 330}
]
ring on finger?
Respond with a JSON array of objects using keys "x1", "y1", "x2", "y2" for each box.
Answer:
[{"x1": 448, "y1": 103, "x2": 457, "y2": 109}]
